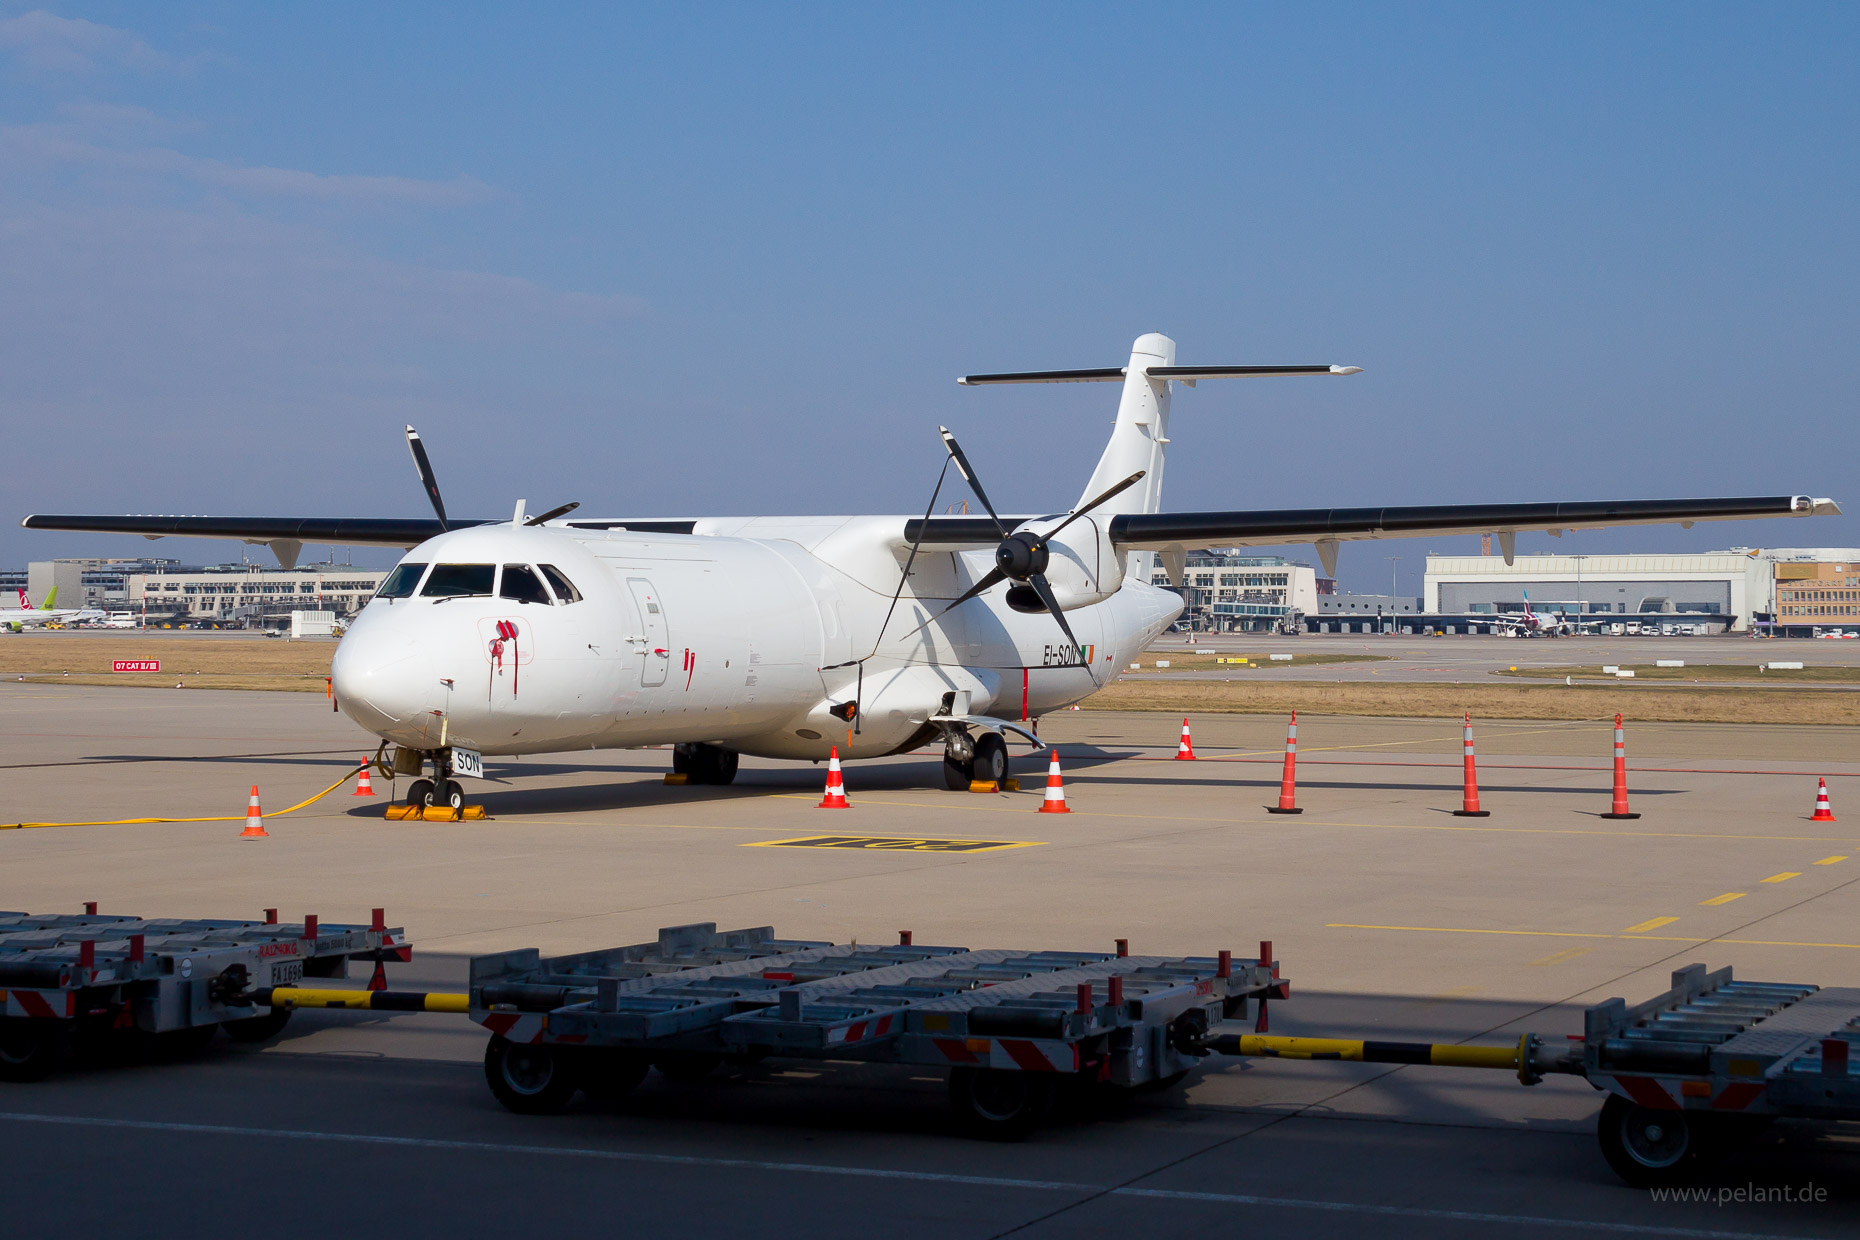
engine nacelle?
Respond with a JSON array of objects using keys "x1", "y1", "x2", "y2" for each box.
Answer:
[{"x1": 1002, "y1": 515, "x2": 1123, "y2": 612}]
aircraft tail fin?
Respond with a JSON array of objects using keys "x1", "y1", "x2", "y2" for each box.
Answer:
[{"x1": 41, "y1": 587, "x2": 56, "y2": 610}]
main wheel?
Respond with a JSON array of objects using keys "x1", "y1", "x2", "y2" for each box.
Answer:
[
  {"x1": 0, "y1": 1018, "x2": 64, "y2": 1082},
  {"x1": 949, "y1": 1067, "x2": 1053, "y2": 1141},
  {"x1": 484, "y1": 1035, "x2": 579, "y2": 1114},
  {"x1": 1597, "y1": 1095, "x2": 1698, "y2": 1187},
  {"x1": 943, "y1": 754, "x2": 974, "y2": 791},
  {"x1": 706, "y1": 748, "x2": 739, "y2": 786},
  {"x1": 223, "y1": 1006, "x2": 293, "y2": 1044},
  {"x1": 404, "y1": 779, "x2": 433, "y2": 809},
  {"x1": 972, "y1": 733, "x2": 1009, "y2": 786}
]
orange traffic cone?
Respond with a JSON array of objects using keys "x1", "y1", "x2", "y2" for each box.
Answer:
[
  {"x1": 1453, "y1": 711, "x2": 1489, "y2": 817},
  {"x1": 1175, "y1": 717, "x2": 1196, "y2": 760},
  {"x1": 1601, "y1": 713, "x2": 1640, "y2": 820},
  {"x1": 1267, "y1": 712, "x2": 1303, "y2": 814},
  {"x1": 1811, "y1": 777, "x2": 1837, "y2": 822},
  {"x1": 818, "y1": 746, "x2": 851, "y2": 808},
  {"x1": 1038, "y1": 749, "x2": 1071, "y2": 813},
  {"x1": 352, "y1": 757, "x2": 376, "y2": 796},
  {"x1": 239, "y1": 785, "x2": 269, "y2": 838}
]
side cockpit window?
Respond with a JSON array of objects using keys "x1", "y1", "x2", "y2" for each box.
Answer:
[
  {"x1": 500, "y1": 564, "x2": 551, "y2": 605},
  {"x1": 421, "y1": 564, "x2": 495, "y2": 597},
  {"x1": 538, "y1": 564, "x2": 582, "y2": 604},
  {"x1": 375, "y1": 562, "x2": 427, "y2": 599}
]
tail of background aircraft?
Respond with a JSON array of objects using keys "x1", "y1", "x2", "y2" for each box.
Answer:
[{"x1": 40, "y1": 587, "x2": 56, "y2": 610}]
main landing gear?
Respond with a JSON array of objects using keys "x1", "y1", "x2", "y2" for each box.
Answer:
[
  {"x1": 943, "y1": 730, "x2": 1009, "y2": 790},
  {"x1": 673, "y1": 743, "x2": 739, "y2": 786}
]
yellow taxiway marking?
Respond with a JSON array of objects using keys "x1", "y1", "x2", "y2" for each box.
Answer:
[
  {"x1": 1328, "y1": 924, "x2": 1860, "y2": 950},
  {"x1": 1529, "y1": 946, "x2": 1594, "y2": 967},
  {"x1": 1700, "y1": 892, "x2": 1746, "y2": 906},
  {"x1": 744, "y1": 835, "x2": 1044, "y2": 853},
  {"x1": 1623, "y1": 916, "x2": 1680, "y2": 933},
  {"x1": 1762, "y1": 872, "x2": 1802, "y2": 883},
  {"x1": 1815, "y1": 855, "x2": 1848, "y2": 865}
]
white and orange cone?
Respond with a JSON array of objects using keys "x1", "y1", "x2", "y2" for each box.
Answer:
[
  {"x1": 1038, "y1": 749, "x2": 1071, "y2": 813},
  {"x1": 818, "y1": 746, "x2": 851, "y2": 808},
  {"x1": 239, "y1": 785, "x2": 269, "y2": 838},
  {"x1": 1175, "y1": 717, "x2": 1196, "y2": 761},
  {"x1": 1811, "y1": 777, "x2": 1837, "y2": 822},
  {"x1": 352, "y1": 757, "x2": 376, "y2": 797}
]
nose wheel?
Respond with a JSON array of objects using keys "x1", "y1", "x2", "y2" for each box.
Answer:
[{"x1": 403, "y1": 777, "x2": 464, "y2": 810}]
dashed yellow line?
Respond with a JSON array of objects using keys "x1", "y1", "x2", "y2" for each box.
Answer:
[
  {"x1": 1815, "y1": 855, "x2": 1848, "y2": 865},
  {"x1": 1528, "y1": 946, "x2": 1594, "y2": 967},
  {"x1": 1700, "y1": 892, "x2": 1746, "y2": 906},
  {"x1": 1762, "y1": 871, "x2": 1802, "y2": 883},
  {"x1": 1623, "y1": 916, "x2": 1679, "y2": 933}
]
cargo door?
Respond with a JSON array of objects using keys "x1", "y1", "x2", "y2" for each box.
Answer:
[{"x1": 626, "y1": 577, "x2": 670, "y2": 687}]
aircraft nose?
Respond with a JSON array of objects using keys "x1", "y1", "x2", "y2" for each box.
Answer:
[{"x1": 330, "y1": 612, "x2": 439, "y2": 736}]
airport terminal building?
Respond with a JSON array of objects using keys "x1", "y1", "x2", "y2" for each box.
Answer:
[{"x1": 1149, "y1": 553, "x2": 1326, "y2": 632}]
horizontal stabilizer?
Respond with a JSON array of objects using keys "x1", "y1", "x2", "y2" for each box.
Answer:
[{"x1": 957, "y1": 364, "x2": 1358, "y2": 385}]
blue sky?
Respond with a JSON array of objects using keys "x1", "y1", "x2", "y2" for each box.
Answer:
[{"x1": 3, "y1": 3, "x2": 1855, "y2": 592}]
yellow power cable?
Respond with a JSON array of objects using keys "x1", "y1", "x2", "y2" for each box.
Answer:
[{"x1": 5, "y1": 766, "x2": 365, "y2": 831}]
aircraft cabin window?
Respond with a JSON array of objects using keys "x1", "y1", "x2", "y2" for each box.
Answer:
[
  {"x1": 538, "y1": 564, "x2": 582, "y2": 604},
  {"x1": 420, "y1": 564, "x2": 496, "y2": 597},
  {"x1": 500, "y1": 564, "x2": 551, "y2": 605},
  {"x1": 375, "y1": 563, "x2": 428, "y2": 599}
]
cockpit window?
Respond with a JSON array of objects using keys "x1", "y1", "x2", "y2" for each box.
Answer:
[
  {"x1": 500, "y1": 564, "x2": 551, "y2": 605},
  {"x1": 420, "y1": 564, "x2": 495, "y2": 597},
  {"x1": 538, "y1": 564, "x2": 582, "y2": 604},
  {"x1": 375, "y1": 563, "x2": 427, "y2": 599}
]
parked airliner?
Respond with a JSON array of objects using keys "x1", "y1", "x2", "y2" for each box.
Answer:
[{"x1": 24, "y1": 334, "x2": 1837, "y2": 806}]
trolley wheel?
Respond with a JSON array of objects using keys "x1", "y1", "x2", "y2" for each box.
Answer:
[
  {"x1": 0, "y1": 1018, "x2": 65, "y2": 1082},
  {"x1": 943, "y1": 754, "x2": 975, "y2": 791},
  {"x1": 580, "y1": 1050, "x2": 651, "y2": 1101},
  {"x1": 404, "y1": 779, "x2": 434, "y2": 809},
  {"x1": 1597, "y1": 1095, "x2": 1701, "y2": 1187},
  {"x1": 223, "y1": 1006, "x2": 294, "y2": 1044},
  {"x1": 949, "y1": 1067, "x2": 1054, "y2": 1141},
  {"x1": 972, "y1": 733, "x2": 1009, "y2": 786},
  {"x1": 485, "y1": 1035, "x2": 579, "y2": 1114},
  {"x1": 654, "y1": 1052, "x2": 723, "y2": 1082}
]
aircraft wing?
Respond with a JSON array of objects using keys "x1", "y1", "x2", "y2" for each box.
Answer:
[
  {"x1": 18, "y1": 514, "x2": 493, "y2": 548},
  {"x1": 1104, "y1": 496, "x2": 1839, "y2": 550}
]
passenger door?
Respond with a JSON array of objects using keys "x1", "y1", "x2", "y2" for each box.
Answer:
[{"x1": 626, "y1": 577, "x2": 670, "y2": 687}]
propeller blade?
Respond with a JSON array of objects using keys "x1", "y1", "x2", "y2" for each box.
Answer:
[
  {"x1": 906, "y1": 566, "x2": 1008, "y2": 636},
  {"x1": 404, "y1": 426, "x2": 448, "y2": 531},
  {"x1": 525, "y1": 501, "x2": 580, "y2": 526},
  {"x1": 938, "y1": 426, "x2": 1008, "y2": 537},
  {"x1": 872, "y1": 458, "x2": 952, "y2": 654},
  {"x1": 1038, "y1": 471, "x2": 1146, "y2": 545},
  {"x1": 1028, "y1": 572, "x2": 1097, "y2": 685}
]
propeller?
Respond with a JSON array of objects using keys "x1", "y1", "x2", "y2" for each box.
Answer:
[
  {"x1": 911, "y1": 426, "x2": 1145, "y2": 681},
  {"x1": 525, "y1": 501, "x2": 580, "y2": 526},
  {"x1": 405, "y1": 426, "x2": 448, "y2": 531}
]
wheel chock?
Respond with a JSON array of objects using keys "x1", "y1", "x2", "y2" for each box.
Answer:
[{"x1": 384, "y1": 804, "x2": 489, "y2": 822}]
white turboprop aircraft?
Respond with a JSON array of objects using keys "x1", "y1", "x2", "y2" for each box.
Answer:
[{"x1": 24, "y1": 333, "x2": 1840, "y2": 808}]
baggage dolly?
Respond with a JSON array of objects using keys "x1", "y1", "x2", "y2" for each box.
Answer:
[
  {"x1": 1200, "y1": 963, "x2": 1860, "y2": 1187},
  {"x1": 0, "y1": 906, "x2": 409, "y2": 1081},
  {"x1": 468, "y1": 922, "x2": 1288, "y2": 1138}
]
